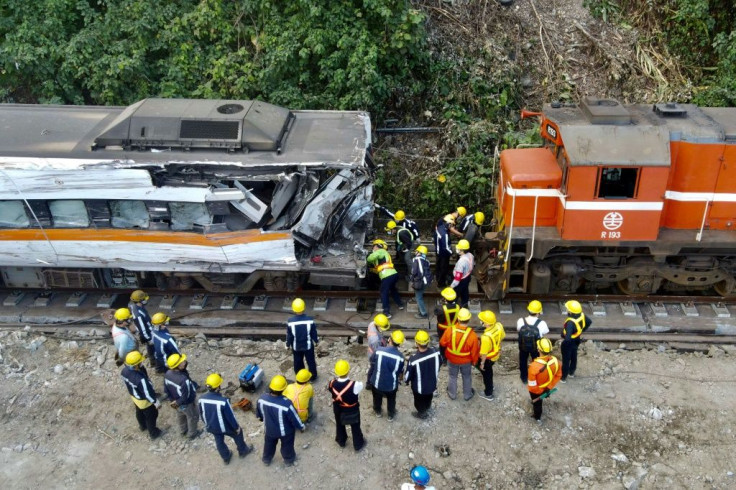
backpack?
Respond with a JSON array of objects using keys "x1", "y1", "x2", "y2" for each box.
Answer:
[
  {"x1": 412, "y1": 256, "x2": 433, "y2": 290},
  {"x1": 518, "y1": 318, "x2": 540, "y2": 352}
]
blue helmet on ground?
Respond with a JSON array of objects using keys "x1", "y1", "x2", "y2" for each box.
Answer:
[{"x1": 410, "y1": 466, "x2": 430, "y2": 485}]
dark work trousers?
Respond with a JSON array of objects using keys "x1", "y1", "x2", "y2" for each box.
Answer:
[
  {"x1": 478, "y1": 359, "x2": 495, "y2": 396},
  {"x1": 518, "y1": 348, "x2": 539, "y2": 382},
  {"x1": 262, "y1": 431, "x2": 296, "y2": 464},
  {"x1": 436, "y1": 254, "x2": 451, "y2": 288},
  {"x1": 561, "y1": 339, "x2": 579, "y2": 378},
  {"x1": 412, "y1": 392, "x2": 434, "y2": 417},
  {"x1": 372, "y1": 388, "x2": 397, "y2": 417},
  {"x1": 436, "y1": 326, "x2": 447, "y2": 364},
  {"x1": 453, "y1": 275, "x2": 472, "y2": 308},
  {"x1": 379, "y1": 274, "x2": 403, "y2": 315},
  {"x1": 135, "y1": 404, "x2": 162, "y2": 439},
  {"x1": 529, "y1": 391, "x2": 543, "y2": 420},
  {"x1": 213, "y1": 429, "x2": 249, "y2": 462},
  {"x1": 293, "y1": 348, "x2": 318, "y2": 378},
  {"x1": 333, "y1": 406, "x2": 365, "y2": 450},
  {"x1": 140, "y1": 339, "x2": 155, "y2": 363}
]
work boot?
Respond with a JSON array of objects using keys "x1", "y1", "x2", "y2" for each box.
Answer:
[
  {"x1": 188, "y1": 429, "x2": 203, "y2": 440},
  {"x1": 239, "y1": 444, "x2": 254, "y2": 458},
  {"x1": 414, "y1": 313, "x2": 428, "y2": 319},
  {"x1": 223, "y1": 451, "x2": 233, "y2": 465},
  {"x1": 479, "y1": 392, "x2": 494, "y2": 402},
  {"x1": 464, "y1": 388, "x2": 475, "y2": 401}
]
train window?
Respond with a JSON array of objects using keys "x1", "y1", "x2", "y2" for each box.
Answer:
[
  {"x1": 169, "y1": 202, "x2": 212, "y2": 231},
  {"x1": 0, "y1": 201, "x2": 30, "y2": 228},
  {"x1": 49, "y1": 200, "x2": 89, "y2": 228},
  {"x1": 597, "y1": 167, "x2": 639, "y2": 199},
  {"x1": 110, "y1": 201, "x2": 150, "y2": 229}
]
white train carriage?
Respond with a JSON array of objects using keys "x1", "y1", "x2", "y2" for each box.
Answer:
[{"x1": 0, "y1": 98, "x2": 374, "y2": 292}]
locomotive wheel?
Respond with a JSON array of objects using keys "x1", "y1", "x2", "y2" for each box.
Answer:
[{"x1": 714, "y1": 278, "x2": 736, "y2": 297}]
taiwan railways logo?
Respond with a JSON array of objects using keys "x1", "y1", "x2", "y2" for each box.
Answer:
[{"x1": 602, "y1": 212, "x2": 623, "y2": 230}]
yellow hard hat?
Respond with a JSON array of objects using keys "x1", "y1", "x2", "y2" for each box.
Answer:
[
  {"x1": 373, "y1": 239, "x2": 388, "y2": 249},
  {"x1": 457, "y1": 308, "x2": 472, "y2": 322},
  {"x1": 415, "y1": 245, "x2": 428, "y2": 255},
  {"x1": 335, "y1": 359, "x2": 350, "y2": 377},
  {"x1": 130, "y1": 290, "x2": 149, "y2": 302},
  {"x1": 565, "y1": 300, "x2": 583, "y2": 314},
  {"x1": 151, "y1": 312, "x2": 169, "y2": 326},
  {"x1": 374, "y1": 314, "x2": 390, "y2": 331},
  {"x1": 206, "y1": 372, "x2": 223, "y2": 389},
  {"x1": 167, "y1": 353, "x2": 187, "y2": 369},
  {"x1": 474, "y1": 212, "x2": 485, "y2": 225},
  {"x1": 391, "y1": 330, "x2": 405, "y2": 345},
  {"x1": 269, "y1": 375, "x2": 288, "y2": 392},
  {"x1": 125, "y1": 350, "x2": 145, "y2": 367},
  {"x1": 395, "y1": 210, "x2": 406, "y2": 221},
  {"x1": 456, "y1": 239, "x2": 470, "y2": 251},
  {"x1": 296, "y1": 369, "x2": 312, "y2": 383},
  {"x1": 415, "y1": 330, "x2": 430, "y2": 346},
  {"x1": 114, "y1": 308, "x2": 132, "y2": 321},
  {"x1": 441, "y1": 287, "x2": 457, "y2": 301},
  {"x1": 457, "y1": 206, "x2": 467, "y2": 217},
  {"x1": 385, "y1": 221, "x2": 397, "y2": 231},
  {"x1": 528, "y1": 300, "x2": 543, "y2": 314},
  {"x1": 478, "y1": 310, "x2": 496, "y2": 325},
  {"x1": 537, "y1": 338, "x2": 553, "y2": 354},
  {"x1": 292, "y1": 298, "x2": 306, "y2": 314}
]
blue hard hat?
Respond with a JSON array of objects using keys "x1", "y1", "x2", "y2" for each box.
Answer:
[{"x1": 410, "y1": 466, "x2": 430, "y2": 485}]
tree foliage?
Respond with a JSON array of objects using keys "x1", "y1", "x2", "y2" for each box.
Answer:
[{"x1": 0, "y1": 0, "x2": 428, "y2": 112}]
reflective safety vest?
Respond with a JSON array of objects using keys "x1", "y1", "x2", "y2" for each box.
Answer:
[
  {"x1": 565, "y1": 315, "x2": 587, "y2": 339},
  {"x1": 368, "y1": 249, "x2": 396, "y2": 279},
  {"x1": 480, "y1": 322, "x2": 505, "y2": 362},
  {"x1": 283, "y1": 382, "x2": 313, "y2": 422},
  {"x1": 534, "y1": 356, "x2": 560, "y2": 389},
  {"x1": 437, "y1": 304, "x2": 459, "y2": 332},
  {"x1": 447, "y1": 325, "x2": 472, "y2": 357},
  {"x1": 329, "y1": 380, "x2": 357, "y2": 408}
]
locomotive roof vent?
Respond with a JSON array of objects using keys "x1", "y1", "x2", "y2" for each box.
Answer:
[
  {"x1": 93, "y1": 98, "x2": 294, "y2": 152},
  {"x1": 580, "y1": 97, "x2": 631, "y2": 125},
  {"x1": 653, "y1": 102, "x2": 687, "y2": 118}
]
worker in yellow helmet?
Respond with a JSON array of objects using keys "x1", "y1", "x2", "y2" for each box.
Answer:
[
  {"x1": 111, "y1": 307, "x2": 137, "y2": 367},
  {"x1": 329, "y1": 360, "x2": 366, "y2": 451},
  {"x1": 256, "y1": 375, "x2": 306, "y2": 466},
  {"x1": 450, "y1": 239, "x2": 475, "y2": 308},
  {"x1": 283, "y1": 369, "x2": 315, "y2": 423},
  {"x1": 434, "y1": 288, "x2": 459, "y2": 364},
  {"x1": 459, "y1": 211, "x2": 485, "y2": 243},
  {"x1": 151, "y1": 312, "x2": 180, "y2": 373},
  {"x1": 440, "y1": 308, "x2": 480, "y2": 401},
  {"x1": 199, "y1": 373, "x2": 254, "y2": 464},
  {"x1": 410, "y1": 244, "x2": 432, "y2": 319},
  {"x1": 528, "y1": 338, "x2": 562, "y2": 423},
  {"x1": 120, "y1": 350, "x2": 163, "y2": 439},
  {"x1": 375, "y1": 205, "x2": 420, "y2": 242},
  {"x1": 477, "y1": 311, "x2": 505, "y2": 401},
  {"x1": 517, "y1": 300, "x2": 550, "y2": 383},
  {"x1": 128, "y1": 290, "x2": 155, "y2": 364},
  {"x1": 366, "y1": 313, "x2": 390, "y2": 357},
  {"x1": 164, "y1": 353, "x2": 201, "y2": 439},
  {"x1": 367, "y1": 239, "x2": 404, "y2": 318},
  {"x1": 404, "y1": 330, "x2": 441, "y2": 419},
  {"x1": 560, "y1": 300, "x2": 592, "y2": 382},
  {"x1": 368, "y1": 330, "x2": 406, "y2": 421},
  {"x1": 287, "y1": 298, "x2": 320, "y2": 380}
]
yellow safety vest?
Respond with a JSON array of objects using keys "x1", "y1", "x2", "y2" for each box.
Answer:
[
  {"x1": 565, "y1": 316, "x2": 587, "y2": 339},
  {"x1": 448, "y1": 326, "x2": 472, "y2": 357},
  {"x1": 480, "y1": 322, "x2": 505, "y2": 362},
  {"x1": 438, "y1": 304, "x2": 459, "y2": 330},
  {"x1": 535, "y1": 357, "x2": 560, "y2": 389}
]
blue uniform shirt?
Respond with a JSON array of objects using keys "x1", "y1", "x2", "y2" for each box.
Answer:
[
  {"x1": 121, "y1": 365, "x2": 157, "y2": 403},
  {"x1": 256, "y1": 393, "x2": 305, "y2": 438},
  {"x1": 129, "y1": 302, "x2": 153, "y2": 343},
  {"x1": 199, "y1": 391, "x2": 240, "y2": 435},
  {"x1": 164, "y1": 369, "x2": 198, "y2": 406},
  {"x1": 286, "y1": 314, "x2": 319, "y2": 351},
  {"x1": 368, "y1": 345, "x2": 406, "y2": 392},
  {"x1": 152, "y1": 327, "x2": 180, "y2": 363}
]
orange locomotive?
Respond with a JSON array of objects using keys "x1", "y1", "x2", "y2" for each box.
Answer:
[{"x1": 482, "y1": 97, "x2": 736, "y2": 298}]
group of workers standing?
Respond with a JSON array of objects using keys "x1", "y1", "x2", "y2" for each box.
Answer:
[{"x1": 370, "y1": 205, "x2": 486, "y2": 320}]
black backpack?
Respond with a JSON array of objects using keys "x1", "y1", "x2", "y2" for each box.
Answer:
[{"x1": 518, "y1": 318, "x2": 540, "y2": 351}]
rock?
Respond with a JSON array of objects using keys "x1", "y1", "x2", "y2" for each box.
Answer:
[
  {"x1": 53, "y1": 364, "x2": 64, "y2": 375},
  {"x1": 443, "y1": 470, "x2": 454, "y2": 480},
  {"x1": 236, "y1": 348, "x2": 245, "y2": 356},
  {"x1": 408, "y1": 451, "x2": 414, "y2": 460},
  {"x1": 14, "y1": 444, "x2": 23, "y2": 453},
  {"x1": 578, "y1": 466, "x2": 596, "y2": 478},
  {"x1": 194, "y1": 333, "x2": 207, "y2": 342},
  {"x1": 207, "y1": 340, "x2": 219, "y2": 348},
  {"x1": 657, "y1": 345, "x2": 666, "y2": 353},
  {"x1": 707, "y1": 346, "x2": 724, "y2": 358},
  {"x1": 727, "y1": 471, "x2": 733, "y2": 477},
  {"x1": 97, "y1": 355, "x2": 106, "y2": 366},
  {"x1": 77, "y1": 330, "x2": 89, "y2": 337},
  {"x1": 612, "y1": 452, "x2": 629, "y2": 463},
  {"x1": 648, "y1": 408, "x2": 663, "y2": 420},
  {"x1": 623, "y1": 475, "x2": 638, "y2": 489},
  {"x1": 302, "y1": 443, "x2": 310, "y2": 449},
  {"x1": 125, "y1": 451, "x2": 132, "y2": 461},
  {"x1": 650, "y1": 463, "x2": 676, "y2": 475},
  {"x1": 63, "y1": 341, "x2": 79, "y2": 350}
]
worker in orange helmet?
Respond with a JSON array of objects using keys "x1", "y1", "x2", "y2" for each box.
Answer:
[
  {"x1": 560, "y1": 300, "x2": 592, "y2": 382},
  {"x1": 439, "y1": 308, "x2": 479, "y2": 401},
  {"x1": 528, "y1": 338, "x2": 562, "y2": 423}
]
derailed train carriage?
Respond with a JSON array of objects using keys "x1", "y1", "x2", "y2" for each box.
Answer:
[
  {"x1": 0, "y1": 98, "x2": 374, "y2": 292},
  {"x1": 478, "y1": 97, "x2": 736, "y2": 299}
]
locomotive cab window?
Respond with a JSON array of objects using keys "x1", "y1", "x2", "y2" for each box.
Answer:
[
  {"x1": 597, "y1": 167, "x2": 639, "y2": 199},
  {"x1": 49, "y1": 200, "x2": 89, "y2": 228},
  {"x1": 110, "y1": 200, "x2": 149, "y2": 229},
  {"x1": 0, "y1": 201, "x2": 30, "y2": 228},
  {"x1": 170, "y1": 202, "x2": 212, "y2": 231}
]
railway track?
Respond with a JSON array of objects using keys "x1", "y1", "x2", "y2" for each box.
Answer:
[{"x1": 1, "y1": 288, "x2": 735, "y2": 351}]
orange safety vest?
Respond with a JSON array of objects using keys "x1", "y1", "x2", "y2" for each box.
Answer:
[
  {"x1": 528, "y1": 355, "x2": 561, "y2": 394},
  {"x1": 447, "y1": 325, "x2": 472, "y2": 357},
  {"x1": 284, "y1": 383, "x2": 312, "y2": 421},
  {"x1": 564, "y1": 316, "x2": 587, "y2": 339},
  {"x1": 437, "y1": 304, "x2": 459, "y2": 332},
  {"x1": 329, "y1": 380, "x2": 357, "y2": 408}
]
